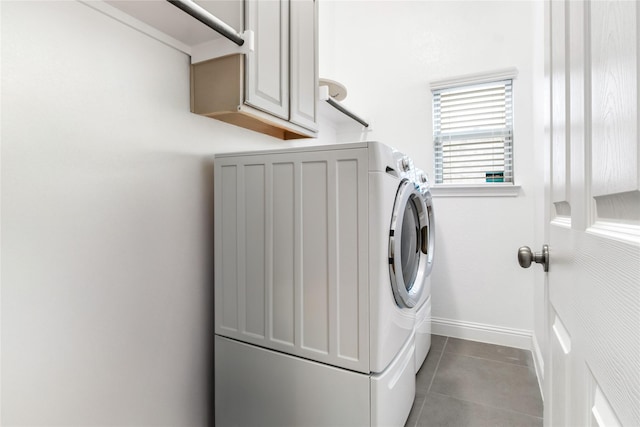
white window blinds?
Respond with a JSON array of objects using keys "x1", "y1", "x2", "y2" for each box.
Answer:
[{"x1": 433, "y1": 79, "x2": 513, "y2": 184}]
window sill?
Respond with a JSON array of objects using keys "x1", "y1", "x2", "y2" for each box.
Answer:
[{"x1": 430, "y1": 184, "x2": 521, "y2": 198}]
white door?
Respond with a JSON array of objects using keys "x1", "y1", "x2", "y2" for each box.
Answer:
[{"x1": 542, "y1": 0, "x2": 640, "y2": 426}]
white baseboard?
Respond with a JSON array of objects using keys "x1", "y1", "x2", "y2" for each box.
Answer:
[{"x1": 431, "y1": 317, "x2": 533, "y2": 350}]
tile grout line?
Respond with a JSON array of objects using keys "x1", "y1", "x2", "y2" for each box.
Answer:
[
  {"x1": 409, "y1": 337, "x2": 449, "y2": 427},
  {"x1": 440, "y1": 350, "x2": 536, "y2": 370},
  {"x1": 426, "y1": 337, "x2": 448, "y2": 394},
  {"x1": 407, "y1": 395, "x2": 426, "y2": 427},
  {"x1": 442, "y1": 339, "x2": 535, "y2": 366},
  {"x1": 427, "y1": 390, "x2": 544, "y2": 420},
  {"x1": 410, "y1": 338, "x2": 448, "y2": 426}
]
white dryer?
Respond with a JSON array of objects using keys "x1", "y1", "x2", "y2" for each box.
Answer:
[{"x1": 213, "y1": 142, "x2": 431, "y2": 426}]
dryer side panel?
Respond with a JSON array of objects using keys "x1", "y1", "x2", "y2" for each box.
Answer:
[
  {"x1": 271, "y1": 162, "x2": 295, "y2": 345},
  {"x1": 300, "y1": 160, "x2": 330, "y2": 354},
  {"x1": 214, "y1": 147, "x2": 370, "y2": 374},
  {"x1": 335, "y1": 158, "x2": 366, "y2": 363},
  {"x1": 216, "y1": 164, "x2": 240, "y2": 333},
  {"x1": 244, "y1": 164, "x2": 266, "y2": 338}
]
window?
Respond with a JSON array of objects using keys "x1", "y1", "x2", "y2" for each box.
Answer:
[{"x1": 432, "y1": 77, "x2": 514, "y2": 185}]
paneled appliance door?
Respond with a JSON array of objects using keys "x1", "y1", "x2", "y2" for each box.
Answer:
[{"x1": 388, "y1": 179, "x2": 433, "y2": 308}]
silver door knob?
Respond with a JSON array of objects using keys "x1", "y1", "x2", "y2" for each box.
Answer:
[{"x1": 518, "y1": 245, "x2": 549, "y2": 272}]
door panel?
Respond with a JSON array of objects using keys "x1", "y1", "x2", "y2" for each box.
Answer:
[
  {"x1": 545, "y1": 1, "x2": 640, "y2": 426},
  {"x1": 245, "y1": 0, "x2": 289, "y2": 119},
  {"x1": 289, "y1": 0, "x2": 318, "y2": 131},
  {"x1": 549, "y1": 312, "x2": 571, "y2": 427},
  {"x1": 590, "y1": 380, "x2": 623, "y2": 427},
  {"x1": 551, "y1": 0, "x2": 571, "y2": 216},
  {"x1": 591, "y1": 0, "x2": 639, "y2": 199}
]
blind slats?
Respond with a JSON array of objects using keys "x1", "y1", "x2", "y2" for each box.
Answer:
[
  {"x1": 439, "y1": 140, "x2": 508, "y2": 150},
  {"x1": 433, "y1": 79, "x2": 513, "y2": 185}
]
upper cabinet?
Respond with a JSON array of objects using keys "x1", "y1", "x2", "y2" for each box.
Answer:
[{"x1": 102, "y1": 0, "x2": 318, "y2": 140}]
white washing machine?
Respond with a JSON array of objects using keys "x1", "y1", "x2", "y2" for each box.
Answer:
[
  {"x1": 213, "y1": 141, "x2": 432, "y2": 426},
  {"x1": 411, "y1": 168, "x2": 435, "y2": 373}
]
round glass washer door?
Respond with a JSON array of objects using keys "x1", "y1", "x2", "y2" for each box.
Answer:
[{"x1": 388, "y1": 179, "x2": 434, "y2": 308}]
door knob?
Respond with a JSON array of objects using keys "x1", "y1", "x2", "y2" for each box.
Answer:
[{"x1": 518, "y1": 245, "x2": 549, "y2": 272}]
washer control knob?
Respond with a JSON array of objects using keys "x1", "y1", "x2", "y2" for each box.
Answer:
[{"x1": 401, "y1": 157, "x2": 411, "y2": 172}]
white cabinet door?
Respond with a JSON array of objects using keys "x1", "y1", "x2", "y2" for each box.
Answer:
[
  {"x1": 289, "y1": 0, "x2": 318, "y2": 131},
  {"x1": 543, "y1": 1, "x2": 640, "y2": 426},
  {"x1": 245, "y1": 0, "x2": 289, "y2": 120}
]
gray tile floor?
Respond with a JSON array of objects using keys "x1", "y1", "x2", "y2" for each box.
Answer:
[{"x1": 405, "y1": 335, "x2": 543, "y2": 427}]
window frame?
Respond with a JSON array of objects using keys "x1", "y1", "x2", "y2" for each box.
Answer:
[{"x1": 430, "y1": 68, "x2": 520, "y2": 198}]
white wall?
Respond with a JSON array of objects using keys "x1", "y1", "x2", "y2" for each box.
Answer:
[
  {"x1": 0, "y1": 1, "x2": 334, "y2": 425},
  {"x1": 2, "y1": 1, "x2": 546, "y2": 424},
  {"x1": 321, "y1": 1, "x2": 544, "y2": 348}
]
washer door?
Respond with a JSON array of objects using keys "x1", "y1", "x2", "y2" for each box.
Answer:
[
  {"x1": 423, "y1": 190, "x2": 435, "y2": 278},
  {"x1": 389, "y1": 180, "x2": 431, "y2": 308}
]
